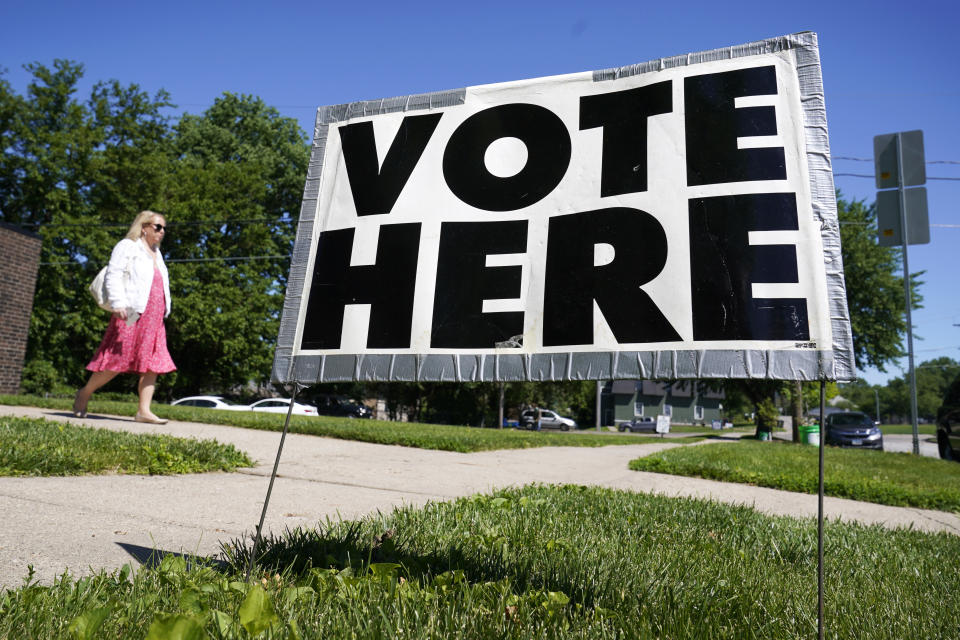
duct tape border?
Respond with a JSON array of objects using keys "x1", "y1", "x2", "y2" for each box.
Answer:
[{"x1": 272, "y1": 31, "x2": 855, "y2": 383}]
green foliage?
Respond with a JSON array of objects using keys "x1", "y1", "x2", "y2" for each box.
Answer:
[
  {"x1": 629, "y1": 439, "x2": 960, "y2": 512},
  {"x1": 839, "y1": 357, "x2": 959, "y2": 421},
  {"x1": 0, "y1": 395, "x2": 699, "y2": 452},
  {"x1": 754, "y1": 397, "x2": 780, "y2": 431},
  {"x1": 1, "y1": 61, "x2": 309, "y2": 398},
  {"x1": 0, "y1": 415, "x2": 252, "y2": 475},
  {"x1": 18, "y1": 359, "x2": 61, "y2": 395},
  {"x1": 837, "y1": 193, "x2": 923, "y2": 371},
  {"x1": 1, "y1": 61, "x2": 175, "y2": 390},
  {"x1": 2, "y1": 486, "x2": 959, "y2": 638}
]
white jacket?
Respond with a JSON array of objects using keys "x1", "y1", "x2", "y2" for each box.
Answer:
[{"x1": 105, "y1": 238, "x2": 171, "y2": 317}]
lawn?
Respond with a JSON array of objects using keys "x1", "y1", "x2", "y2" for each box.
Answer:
[
  {"x1": 878, "y1": 423, "x2": 937, "y2": 435},
  {"x1": 0, "y1": 415, "x2": 252, "y2": 476},
  {"x1": 629, "y1": 439, "x2": 960, "y2": 512},
  {"x1": 0, "y1": 394, "x2": 702, "y2": 453},
  {"x1": 1, "y1": 485, "x2": 957, "y2": 639}
]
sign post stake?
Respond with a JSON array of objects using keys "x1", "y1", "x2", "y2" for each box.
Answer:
[
  {"x1": 245, "y1": 383, "x2": 302, "y2": 580},
  {"x1": 818, "y1": 379, "x2": 826, "y2": 640}
]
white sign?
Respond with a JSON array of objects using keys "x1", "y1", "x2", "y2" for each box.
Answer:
[
  {"x1": 273, "y1": 32, "x2": 854, "y2": 384},
  {"x1": 656, "y1": 415, "x2": 671, "y2": 434}
]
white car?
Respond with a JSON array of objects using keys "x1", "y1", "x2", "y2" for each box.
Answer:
[
  {"x1": 248, "y1": 398, "x2": 319, "y2": 416},
  {"x1": 171, "y1": 396, "x2": 249, "y2": 410}
]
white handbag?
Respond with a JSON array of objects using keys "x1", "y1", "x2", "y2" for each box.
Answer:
[{"x1": 88, "y1": 266, "x2": 113, "y2": 311}]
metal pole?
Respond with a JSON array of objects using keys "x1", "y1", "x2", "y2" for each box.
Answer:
[
  {"x1": 818, "y1": 379, "x2": 826, "y2": 640},
  {"x1": 245, "y1": 383, "x2": 301, "y2": 580},
  {"x1": 896, "y1": 132, "x2": 921, "y2": 455}
]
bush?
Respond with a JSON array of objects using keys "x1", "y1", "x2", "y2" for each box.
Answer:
[
  {"x1": 756, "y1": 397, "x2": 779, "y2": 432},
  {"x1": 19, "y1": 359, "x2": 61, "y2": 396}
]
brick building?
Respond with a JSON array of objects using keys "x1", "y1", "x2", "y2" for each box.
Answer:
[{"x1": 0, "y1": 222, "x2": 42, "y2": 394}]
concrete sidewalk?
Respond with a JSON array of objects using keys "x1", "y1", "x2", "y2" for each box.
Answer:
[{"x1": 2, "y1": 405, "x2": 958, "y2": 589}]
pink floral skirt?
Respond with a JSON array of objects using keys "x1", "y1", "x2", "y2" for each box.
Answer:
[{"x1": 87, "y1": 267, "x2": 176, "y2": 374}]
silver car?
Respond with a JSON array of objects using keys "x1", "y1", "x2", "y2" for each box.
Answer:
[
  {"x1": 249, "y1": 398, "x2": 319, "y2": 416},
  {"x1": 171, "y1": 396, "x2": 248, "y2": 411},
  {"x1": 520, "y1": 409, "x2": 577, "y2": 431}
]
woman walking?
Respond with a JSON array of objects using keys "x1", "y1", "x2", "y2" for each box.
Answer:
[{"x1": 73, "y1": 211, "x2": 176, "y2": 424}]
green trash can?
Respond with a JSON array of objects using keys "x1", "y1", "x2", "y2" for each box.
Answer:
[{"x1": 799, "y1": 423, "x2": 820, "y2": 446}]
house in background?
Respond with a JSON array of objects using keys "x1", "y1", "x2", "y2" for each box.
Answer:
[{"x1": 601, "y1": 380, "x2": 725, "y2": 427}]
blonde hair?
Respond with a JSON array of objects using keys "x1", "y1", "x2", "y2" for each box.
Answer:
[{"x1": 125, "y1": 210, "x2": 165, "y2": 241}]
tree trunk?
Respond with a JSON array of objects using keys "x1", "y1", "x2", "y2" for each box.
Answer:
[{"x1": 498, "y1": 382, "x2": 505, "y2": 428}]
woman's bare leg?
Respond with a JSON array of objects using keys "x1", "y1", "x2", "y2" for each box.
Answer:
[
  {"x1": 75, "y1": 370, "x2": 120, "y2": 413},
  {"x1": 137, "y1": 372, "x2": 158, "y2": 418}
]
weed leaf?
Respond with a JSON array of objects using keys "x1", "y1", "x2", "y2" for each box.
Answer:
[
  {"x1": 68, "y1": 607, "x2": 111, "y2": 640},
  {"x1": 239, "y1": 584, "x2": 279, "y2": 636},
  {"x1": 145, "y1": 614, "x2": 204, "y2": 640}
]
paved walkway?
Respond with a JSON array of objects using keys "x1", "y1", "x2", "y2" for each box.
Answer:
[{"x1": 1, "y1": 405, "x2": 957, "y2": 588}]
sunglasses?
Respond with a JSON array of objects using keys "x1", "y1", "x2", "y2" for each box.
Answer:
[{"x1": 145, "y1": 223, "x2": 166, "y2": 232}]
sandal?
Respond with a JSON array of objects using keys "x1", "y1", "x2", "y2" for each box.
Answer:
[
  {"x1": 135, "y1": 413, "x2": 168, "y2": 425},
  {"x1": 72, "y1": 392, "x2": 87, "y2": 418}
]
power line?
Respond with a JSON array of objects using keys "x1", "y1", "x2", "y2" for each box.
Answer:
[
  {"x1": 19, "y1": 217, "x2": 294, "y2": 229},
  {"x1": 834, "y1": 172, "x2": 960, "y2": 181},
  {"x1": 834, "y1": 155, "x2": 960, "y2": 165},
  {"x1": 40, "y1": 254, "x2": 291, "y2": 267}
]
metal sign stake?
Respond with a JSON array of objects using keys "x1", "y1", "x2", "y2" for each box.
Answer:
[
  {"x1": 818, "y1": 379, "x2": 826, "y2": 640},
  {"x1": 895, "y1": 133, "x2": 921, "y2": 455},
  {"x1": 245, "y1": 383, "x2": 302, "y2": 580}
]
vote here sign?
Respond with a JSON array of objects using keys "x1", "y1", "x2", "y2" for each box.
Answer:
[{"x1": 272, "y1": 32, "x2": 855, "y2": 384}]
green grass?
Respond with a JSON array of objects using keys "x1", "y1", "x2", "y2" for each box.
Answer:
[
  {"x1": 0, "y1": 394, "x2": 702, "y2": 452},
  {"x1": 2, "y1": 485, "x2": 958, "y2": 639},
  {"x1": 630, "y1": 439, "x2": 960, "y2": 512},
  {"x1": 877, "y1": 423, "x2": 937, "y2": 435},
  {"x1": 0, "y1": 416, "x2": 253, "y2": 476}
]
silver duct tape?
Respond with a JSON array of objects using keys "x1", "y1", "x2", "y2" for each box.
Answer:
[
  {"x1": 279, "y1": 350, "x2": 835, "y2": 382},
  {"x1": 272, "y1": 32, "x2": 855, "y2": 384}
]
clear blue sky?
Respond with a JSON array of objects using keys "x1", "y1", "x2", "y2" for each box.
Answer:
[{"x1": 3, "y1": 0, "x2": 957, "y2": 386}]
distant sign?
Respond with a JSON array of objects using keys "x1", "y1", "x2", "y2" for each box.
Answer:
[
  {"x1": 874, "y1": 130, "x2": 925, "y2": 189},
  {"x1": 272, "y1": 32, "x2": 854, "y2": 384},
  {"x1": 876, "y1": 188, "x2": 930, "y2": 246},
  {"x1": 656, "y1": 415, "x2": 671, "y2": 434}
]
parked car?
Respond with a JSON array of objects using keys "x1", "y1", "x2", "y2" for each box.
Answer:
[
  {"x1": 171, "y1": 396, "x2": 248, "y2": 410},
  {"x1": 313, "y1": 396, "x2": 372, "y2": 418},
  {"x1": 249, "y1": 398, "x2": 319, "y2": 416},
  {"x1": 519, "y1": 409, "x2": 577, "y2": 431},
  {"x1": 618, "y1": 417, "x2": 656, "y2": 432},
  {"x1": 936, "y1": 374, "x2": 960, "y2": 461},
  {"x1": 823, "y1": 411, "x2": 883, "y2": 450}
]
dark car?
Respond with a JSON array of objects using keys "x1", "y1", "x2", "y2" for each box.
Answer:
[
  {"x1": 313, "y1": 396, "x2": 372, "y2": 419},
  {"x1": 618, "y1": 417, "x2": 656, "y2": 432},
  {"x1": 936, "y1": 374, "x2": 960, "y2": 461},
  {"x1": 824, "y1": 412, "x2": 883, "y2": 450}
]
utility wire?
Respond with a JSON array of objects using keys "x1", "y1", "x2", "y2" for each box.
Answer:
[
  {"x1": 834, "y1": 172, "x2": 960, "y2": 181},
  {"x1": 18, "y1": 217, "x2": 294, "y2": 229},
  {"x1": 40, "y1": 254, "x2": 291, "y2": 267},
  {"x1": 834, "y1": 156, "x2": 960, "y2": 165}
]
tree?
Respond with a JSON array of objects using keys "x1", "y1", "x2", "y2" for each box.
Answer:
[
  {"x1": 158, "y1": 93, "x2": 309, "y2": 395},
  {"x1": 0, "y1": 61, "x2": 174, "y2": 389},
  {"x1": 2, "y1": 62, "x2": 309, "y2": 398},
  {"x1": 729, "y1": 192, "x2": 922, "y2": 436},
  {"x1": 837, "y1": 193, "x2": 922, "y2": 371},
  {"x1": 881, "y1": 357, "x2": 959, "y2": 421}
]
